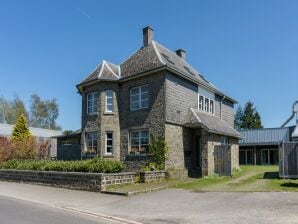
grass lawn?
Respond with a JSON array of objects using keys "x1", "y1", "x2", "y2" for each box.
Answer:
[
  {"x1": 105, "y1": 166, "x2": 298, "y2": 195},
  {"x1": 175, "y1": 165, "x2": 298, "y2": 192}
]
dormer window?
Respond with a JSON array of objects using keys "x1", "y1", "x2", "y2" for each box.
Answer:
[{"x1": 87, "y1": 92, "x2": 98, "y2": 115}]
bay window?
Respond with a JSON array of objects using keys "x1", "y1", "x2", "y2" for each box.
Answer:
[{"x1": 87, "y1": 92, "x2": 98, "y2": 114}]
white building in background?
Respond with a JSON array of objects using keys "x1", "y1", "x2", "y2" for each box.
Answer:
[{"x1": 0, "y1": 123, "x2": 62, "y2": 158}]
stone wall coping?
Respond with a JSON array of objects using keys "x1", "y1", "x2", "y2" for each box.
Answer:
[
  {"x1": 140, "y1": 171, "x2": 166, "y2": 174},
  {"x1": 0, "y1": 169, "x2": 136, "y2": 176}
]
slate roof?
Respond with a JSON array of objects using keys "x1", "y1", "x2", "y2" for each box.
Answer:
[
  {"x1": 78, "y1": 39, "x2": 235, "y2": 102},
  {"x1": 185, "y1": 108, "x2": 241, "y2": 138},
  {"x1": 80, "y1": 60, "x2": 120, "y2": 84},
  {"x1": 0, "y1": 123, "x2": 62, "y2": 138}
]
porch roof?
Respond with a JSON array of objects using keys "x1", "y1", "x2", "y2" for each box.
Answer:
[{"x1": 185, "y1": 108, "x2": 241, "y2": 138}]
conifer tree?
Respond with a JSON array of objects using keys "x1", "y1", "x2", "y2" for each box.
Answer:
[{"x1": 11, "y1": 114, "x2": 31, "y2": 141}]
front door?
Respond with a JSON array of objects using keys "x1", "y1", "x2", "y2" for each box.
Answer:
[{"x1": 195, "y1": 136, "x2": 201, "y2": 168}]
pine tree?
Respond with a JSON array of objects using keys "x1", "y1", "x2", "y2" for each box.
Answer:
[
  {"x1": 239, "y1": 101, "x2": 263, "y2": 129},
  {"x1": 11, "y1": 114, "x2": 31, "y2": 141},
  {"x1": 234, "y1": 105, "x2": 244, "y2": 129}
]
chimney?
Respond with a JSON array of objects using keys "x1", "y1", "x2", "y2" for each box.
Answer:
[
  {"x1": 143, "y1": 26, "x2": 153, "y2": 47},
  {"x1": 176, "y1": 49, "x2": 186, "y2": 60}
]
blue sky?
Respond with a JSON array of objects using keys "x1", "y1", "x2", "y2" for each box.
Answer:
[{"x1": 0, "y1": 0, "x2": 298, "y2": 130}]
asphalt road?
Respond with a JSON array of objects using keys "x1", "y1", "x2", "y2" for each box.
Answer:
[{"x1": 0, "y1": 195, "x2": 117, "y2": 224}]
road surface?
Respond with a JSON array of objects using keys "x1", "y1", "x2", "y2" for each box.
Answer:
[{"x1": 0, "y1": 195, "x2": 118, "y2": 224}]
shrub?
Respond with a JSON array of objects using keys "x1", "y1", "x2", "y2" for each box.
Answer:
[
  {"x1": 0, "y1": 158, "x2": 124, "y2": 173},
  {"x1": 144, "y1": 135, "x2": 168, "y2": 171}
]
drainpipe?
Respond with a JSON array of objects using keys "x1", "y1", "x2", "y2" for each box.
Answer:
[{"x1": 220, "y1": 95, "x2": 226, "y2": 120}]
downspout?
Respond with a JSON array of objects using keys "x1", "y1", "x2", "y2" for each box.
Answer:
[{"x1": 220, "y1": 95, "x2": 226, "y2": 120}]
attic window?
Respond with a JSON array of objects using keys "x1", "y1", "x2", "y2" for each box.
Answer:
[
  {"x1": 161, "y1": 53, "x2": 175, "y2": 65},
  {"x1": 183, "y1": 66, "x2": 196, "y2": 76}
]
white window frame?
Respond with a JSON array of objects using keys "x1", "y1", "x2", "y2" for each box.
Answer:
[
  {"x1": 86, "y1": 92, "x2": 98, "y2": 115},
  {"x1": 105, "y1": 131, "x2": 113, "y2": 155},
  {"x1": 198, "y1": 94, "x2": 215, "y2": 115},
  {"x1": 105, "y1": 90, "x2": 114, "y2": 113},
  {"x1": 199, "y1": 95, "x2": 204, "y2": 111},
  {"x1": 129, "y1": 130, "x2": 149, "y2": 154},
  {"x1": 130, "y1": 85, "x2": 149, "y2": 111},
  {"x1": 204, "y1": 98, "x2": 209, "y2": 113}
]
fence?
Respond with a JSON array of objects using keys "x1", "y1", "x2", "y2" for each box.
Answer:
[
  {"x1": 279, "y1": 142, "x2": 298, "y2": 178},
  {"x1": 214, "y1": 145, "x2": 232, "y2": 176}
]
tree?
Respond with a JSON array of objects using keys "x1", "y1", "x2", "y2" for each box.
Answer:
[
  {"x1": 0, "y1": 95, "x2": 28, "y2": 124},
  {"x1": 11, "y1": 114, "x2": 31, "y2": 141},
  {"x1": 234, "y1": 105, "x2": 244, "y2": 129},
  {"x1": 30, "y1": 94, "x2": 61, "y2": 130},
  {"x1": 234, "y1": 101, "x2": 263, "y2": 130}
]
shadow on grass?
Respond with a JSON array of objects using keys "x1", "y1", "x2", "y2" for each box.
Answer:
[
  {"x1": 280, "y1": 182, "x2": 298, "y2": 188},
  {"x1": 263, "y1": 172, "x2": 279, "y2": 179}
]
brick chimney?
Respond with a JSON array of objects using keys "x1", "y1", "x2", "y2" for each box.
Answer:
[
  {"x1": 176, "y1": 49, "x2": 186, "y2": 59},
  {"x1": 143, "y1": 26, "x2": 153, "y2": 47}
]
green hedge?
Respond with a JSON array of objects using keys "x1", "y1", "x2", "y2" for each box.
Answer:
[{"x1": 0, "y1": 158, "x2": 124, "y2": 173}]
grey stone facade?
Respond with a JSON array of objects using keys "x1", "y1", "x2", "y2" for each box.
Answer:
[{"x1": 77, "y1": 26, "x2": 240, "y2": 177}]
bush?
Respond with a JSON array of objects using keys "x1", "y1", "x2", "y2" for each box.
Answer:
[
  {"x1": 144, "y1": 135, "x2": 168, "y2": 171},
  {"x1": 0, "y1": 136, "x2": 36, "y2": 162},
  {"x1": 0, "y1": 158, "x2": 124, "y2": 173}
]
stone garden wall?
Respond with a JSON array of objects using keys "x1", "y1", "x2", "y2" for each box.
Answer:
[{"x1": 0, "y1": 170, "x2": 166, "y2": 192}]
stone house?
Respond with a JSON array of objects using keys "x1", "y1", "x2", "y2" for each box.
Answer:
[{"x1": 76, "y1": 26, "x2": 240, "y2": 176}]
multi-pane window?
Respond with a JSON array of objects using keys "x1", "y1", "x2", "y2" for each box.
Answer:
[
  {"x1": 130, "y1": 130, "x2": 149, "y2": 154},
  {"x1": 87, "y1": 92, "x2": 98, "y2": 114},
  {"x1": 105, "y1": 90, "x2": 114, "y2": 113},
  {"x1": 199, "y1": 95, "x2": 204, "y2": 111},
  {"x1": 61, "y1": 139, "x2": 73, "y2": 146},
  {"x1": 204, "y1": 98, "x2": 209, "y2": 112},
  {"x1": 105, "y1": 132, "x2": 113, "y2": 155},
  {"x1": 198, "y1": 95, "x2": 214, "y2": 115},
  {"x1": 130, "y1": 85, "x2": 149, "y2": 111},
  {"x1": 220, "y1": 136, "x2": 229, "y2": 145},
  {"x1": 86, "y1": 132, "x2": 98, "y2": 154}
]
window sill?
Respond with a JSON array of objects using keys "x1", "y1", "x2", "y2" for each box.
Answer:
[
  {"x1": 103, "y1": 154, "x2": 114, "y2": 158},
  {"x1": 129, "y1": 108, "x2": 149, "y2": 112},
  {"x1": 86, "y1": 112, "x2": 98, "y2": 116},
  {"x1": 103, "y1": 112, "x2": 115, "y2": 115}
]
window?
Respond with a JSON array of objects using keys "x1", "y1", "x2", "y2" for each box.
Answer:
[
  {"x1": 86, "y1": 132, "x2": 98, "y2": 154},
  {"x1": 204, "y1": 98, "x2": 209, "y2": 112},
  {"x1": 130, "y1": 85, "x2": 149, "y2": 111},
  {"x1": 130, "y1": 130, "x2": 149, "y2": 154},
  {"x1": 61, "y1": 139, "x2": 72, "y2": 146},
  {"x1": 199, "y1": 95, "x2": 204, "y2": 111},
  {"x1": 87, "y1": 92, "x2": 98, "y2": 114},
  {"x1": 105, "y1": 90, "x2": 114, "y2": 113},
  {"x1": 105, "y1": 132, "x2": 113, "y2": 155},
  {"x1": 220, "y1": 136, "x2": 229, "y2": 145},
  {"x1": 210, "y1": 100, "x2": 214, "y2": 114}
]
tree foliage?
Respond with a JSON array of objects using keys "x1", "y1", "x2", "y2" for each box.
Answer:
[
  {"x1": 146, "y1": 135, "x2": 168, "y2": 170},
  {"x1": 0, "y1": 94, "x2": 61, "y2": 130},
  {"x1": 0, "y1": 95, "x2": 28, "y2": 124},
  {"x1": 11, "y1": 114, "x2": 31, "y2": 141},
  {"x1": 234, "y1": 101, "x2": 263, "y2": 130},
  {"x1": 30, "y1": 94, "x2": 61, "y2": 130}
]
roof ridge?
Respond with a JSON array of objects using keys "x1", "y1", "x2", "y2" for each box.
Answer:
[
  {"x1": 152, "y1": 41, "x2": 166, "y2": 65},
  {"x1": 104, "y1": 61, "x2": 120, "y2": 78}
]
